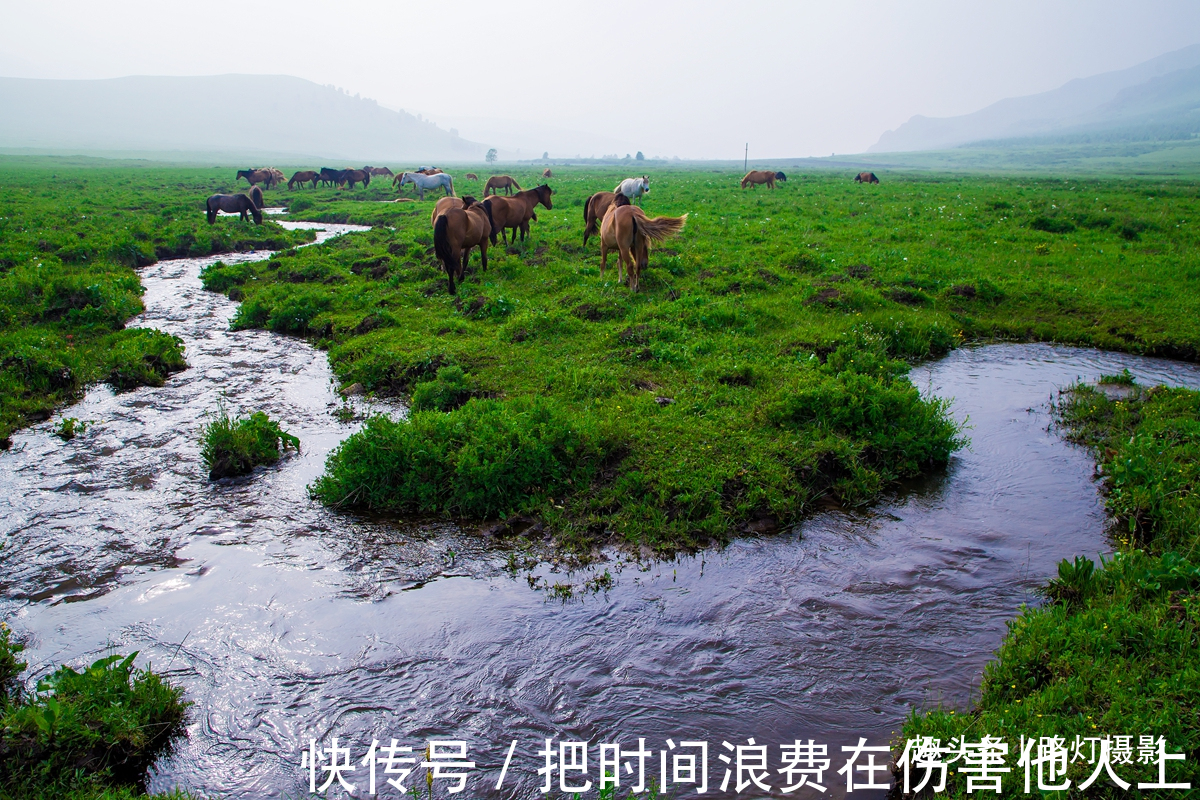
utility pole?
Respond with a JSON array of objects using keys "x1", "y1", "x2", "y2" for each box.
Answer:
[{"x1": 744, "y1": 143, "x2": 748, "y2": 172}]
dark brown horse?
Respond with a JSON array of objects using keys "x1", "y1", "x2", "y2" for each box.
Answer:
[
  {"x1": 483, "y1": 175, "x2": 521, "y2": 196},
  {"x1": 432, "y1": 196, "x2": 495, "y2": 294},
  {"x1": 320, "y1": 167, "x2": 346, "y2": 187},
  {"x1": 342, "y1": 169, "x2": 371, "y2": 189},
  {"x1": 206, "y1": 194, "x2": 262, "y2": 224},
  {"x1": 289, "y1": 170, "x2": 320, "y2": 189},
  {"x1": 364, "y1": 166, "x2": 394, "y2": 177},
  {"x1": 855, "y1": 172, "x2": 880, "y2": 184},
  {"x1": 583, "y1": 191, "x2": 617, "y2": 246},
  {"x1": 249, "y1": 185, "x2": 264, "y2": 210},
  {"x1": 483, "y1": 185, "x2": 552, "y2": 245}
]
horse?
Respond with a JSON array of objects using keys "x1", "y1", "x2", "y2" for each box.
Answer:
[
  {"x1": 855, "y1": 171, "x2": 880, "y2": 184},
  {"x1": 740, "y1": 170, "x2": 784, "y2": 189},
  {"x1": 483, "y1": 175, "x2": 521, "y2": 196},
  {"x1": 288, "y1": 170, "x2": 320, "y2": 189},
  {"x1": 432, "y1": 196, "x2": 495, "y2": 294},
  {"x1": 582, "y1": 191, "x2": 617, "y2": 246},
  {"x1": 364, "y1": 166, "x2": 394, "y2": 177},
  {"x1": 431, "y1": 196, "x2": 464, "y2": 225},
  {"x1": 266, "y1": 168, "x2": 285, "y2": 189},
  {"x1": 465, "y1": 173, "x2": 478, "y2": 180},
  {"x1": 236, "y1": 168, "x2": 274, "y2": 187},
  {"x1": 396, "y1": 171, "x2": 454, "y2": 200},
  {"x1": 483, "y1": 184, "x2": 552, "y2": 245},
  {"x1": 615, "y1": 176, "x2": 650, "y2": 204},
  {"x1": 249, "y1": 185, "x2": 264, "y2": 210},
  {"x1": 542, "y1": 168, "x2": 553, "y2": 178},
  {"x1": 320, "y1": 167, "x2": 347, "y2": 187},
  {"x1": 342, "y1": 169, "x2": 371, "y2": 189},
  {"x1": 206, "y1": 194, "x2": 262, "y2": 225},
  {"x1": 599, "y1": 198, "x2": 686, "y2": 291}
]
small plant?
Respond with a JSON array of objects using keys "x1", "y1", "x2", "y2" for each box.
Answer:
[
  {"x1": 1044, "y1": 555, "x2": 1096, "y2": 607},
  {"x1": 1034, "y1": 243, "x2": 1050, "y2": 256},
  {"x1": 54, "y1": 417, "x2": 86, "y2": 440},
  {"x1": 200, "y1": 407, "x2": 300, "y2": 480},
  {"x1": 1097, "y1": 369, "x2": 1136, "y2": 386},
  {"x1": 410, "y1": 365, "x2": 475, "y2": 412}
]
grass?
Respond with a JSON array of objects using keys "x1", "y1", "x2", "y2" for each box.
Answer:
[
  {"x1": 197, "y1": 165, "x2": 1200, "y2": 555},
  {"x1": 898, "y1": 379, "x2": 1200, "y2": 795},
  {"x1": 200, "y1": 407, "x2": 300, "y2": 480},
  {"x1": 0, "y1": 156, "x2": 315, "y2": 446},
  {"x1": 0, "y1": 624, "x2": 192, "y2": 800}
]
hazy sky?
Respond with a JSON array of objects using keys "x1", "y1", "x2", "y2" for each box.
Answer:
[{"x1": 2, "y1": 0, "x2": 1198, "y2": 158}]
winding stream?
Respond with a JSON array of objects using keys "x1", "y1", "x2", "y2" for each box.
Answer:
[{"x1": 3, "y1": 224, "x2": 1200, "y2": 798}]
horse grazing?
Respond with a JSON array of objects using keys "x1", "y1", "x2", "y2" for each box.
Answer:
[
  {"x1": 615, "y1": 176, "x2": 650, "y2": 203},
  {"x1": 320, "y1": 167, "x2": 347, "y2": 187},
  {"x1": 432, "y1": 196, "x2": 495, "y2": 294},
  {"x1": 740, "y1": 170, "x2": 785, "y2": 189},
  {"x1": 397, "y1": 171, "x2": 454, "y2": 200},
  {"x1": 855, "y1": 171, "x2": 880, "y2": 184},
  {"x1": 206, "y1": 194, "x2": 262, "y2": 225},
  {"x1": 289, "y1": 170, "x2": 320, "y2": 189},
  {"x1": 249, "y1": 185, "x2": 265, "y2": 210},
  {"x1": 599, "y1": 199, "x2": 687, "y2": 292},
  {"x1": 483, "y1": 175, "x2": 521, "y2": 196},
  {"x1": 364, "y1": 166, "x2": 394, "y2": 177},
  {"x1": 542, "y1": 168, "x2": 553, "y2": 178},
  {"x1": 342, "y1": 169, "x2": 371, "y2": 189},
  {"x1": 465, "y1": 173, "x2": 478, "y2": 180},
  {"x1": 582, "y1": 191, "x2": 617, "y2": 246},
  {"x1": 483, "y1": 185, "x2": 552, "y2": 245},
  {"x1": 236, "y1": 168, "x2": 273, "y2": 187}
]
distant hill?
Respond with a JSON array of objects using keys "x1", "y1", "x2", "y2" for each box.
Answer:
[
  {"x1": 872, "y1": 44, "x2": 1200, "y2": 153},
  {"x1": 0, "y1": 74, "x2": 484, "y2": 163}
]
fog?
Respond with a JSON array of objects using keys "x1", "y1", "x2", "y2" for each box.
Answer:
[{"x1": 1, "y1": 0, "x2": 1197, "y2": 159}]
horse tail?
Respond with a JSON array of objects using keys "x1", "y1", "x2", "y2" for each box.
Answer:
[
  {"x1": 636, "y1": 213, "x2": 688, "y2": 243},
  {"x1": 511, "y1": 178, "x2": 521, "y2": 191},
  {"x1": 483, "y1": 199, "x2": 499, "y2": 245},
  {"x1": 205, "y1": 197, "x2": 216, "y2": 225},
  {"x1": 250, "y1": 186, "x2": 264, "y2": 210},
  {"x1": 448, "y1": 176, "x2": 455, "y2": 197},
  {"x1": 433, "y1": 214, "x2": 459, "y2": 292}
]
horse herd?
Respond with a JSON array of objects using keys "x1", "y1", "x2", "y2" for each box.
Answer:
[{"x1": 207, "y1": 167, "x2": 880, "y2": 294}]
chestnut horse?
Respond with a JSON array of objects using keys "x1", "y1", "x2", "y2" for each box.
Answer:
[
  {"x1": 465, "y1": 173, "x2": 478, "y2": 180},
  {"x1": 741, "y1": 170, "x2": 786, "y2": 189},
  {"x1": 582, "y1": 191, "x2": 617, "y2": 246},
  {"x1": 542, "y1": 168, "x2": 553, "y2": 178},
  {"x1": 364, "y1": 166, "x2": 394, "y2": 177},
  {"x1": 431, "y1": 196, "x2": 464, "y2": 225},
  {"x1": 600, "y1": 197, "x2": 687, "y2": 292},
  {"x1": 483, "y1": 184, "x2": 552, "y2": 245},
  {"x1": 288, "y1": 170, "x2": 320, "y2": 189},
  {"x1": 484, "y1": 175, "x2": 521, "y2": 196},
  {"x1": 432, "y1": 196, "x2": 495, "y2": 294},
  {"x1": 342, "y1": 169, "x2": 371, "y2": 189},
  {"x1": 206, "y1": 194, "x2": 262, "y2": 225},
  {"x1": 236, "y1": 168, "x2": 273, "y2": 187},
  {"x1": 855, "y1": 171, "x2": 880, "y2": 184}
]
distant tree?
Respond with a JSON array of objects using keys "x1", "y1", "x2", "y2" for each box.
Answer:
[
  {"x1": 624, "y1": 153, "x2": 632, "y2": 160},
  {"x1": 636, "y1": 151, "x2": 645, "y2": 161},
  {"x1": 486, "y1": 148, "x2": 498, "y2": 164},
  {"x1": 542, "y1": 151, "x2": 549, "y2": 160}
]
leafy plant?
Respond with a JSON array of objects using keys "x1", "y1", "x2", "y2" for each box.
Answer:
[{"x1": 200, "y1": 407, "x2": 300, "y2": 480}]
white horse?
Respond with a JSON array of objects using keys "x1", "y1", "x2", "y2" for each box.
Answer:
[
  {"x1": 398, "y1": 171, "x2": 455, "y2": 201},
  {"x1": 615, "y1": 176, "x2": 650, "y2": 204}
]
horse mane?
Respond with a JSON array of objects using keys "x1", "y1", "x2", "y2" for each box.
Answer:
[
  {"x1": 461, "y1": 195, "x2": 476, "y2": 210},
  {"x1": 614, "y1": 194, "x2": 632, "y2": 207}
]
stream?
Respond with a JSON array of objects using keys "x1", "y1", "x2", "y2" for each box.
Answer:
[{"x1": 3, "y1": 223, "x2": 1200, "y2": 798}]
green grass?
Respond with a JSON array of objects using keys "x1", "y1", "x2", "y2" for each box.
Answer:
[
  {"x1": 200, "y1": 408, "x2": 300, "y2": 480},
  {"x1": 898, "y1": 380, "x2": 1200, "y2": 796},
  {"x1": 196, "y1": 165, "x2": 1200, "y2": 553},
  {"x1": 0, "y1": 156, "x2": 315, "y2": 446},
  {"x1": 0, "y1": 624, "x2": 192, "y2": 800}
]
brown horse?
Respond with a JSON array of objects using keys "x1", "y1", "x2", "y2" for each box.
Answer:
[
  {"x1": 249, "y1": 185, "x2": 264, "y2": 210},
  {"x1": 236, "y1": 168, "x2": 273, "y2": 187},
  {"x1": 206, "y1": 194, "x2": 262, "y2": 225},
  {"x1": 741, "y1": 170, "x2": 785, "y2": 189},
  {"x1": 431, "y1": 196, "x2": 464, "y2": 225},
  {"x1": 542, "y1": 168, "x2": 553, "y2": 178},
  {"x1": 855, "y1": 171, "x2": 880, "y2": 184},
  {"x1": 342, "y1": 169, "x2": 371, "y2": 189},
  {"x1": 599, "y1": 199, "x2": 687, "y2": 292},
  {"x1": 320, "y1": 167, "x2": 347, "y2": 187},
  {"x1": 483, "y1": 175, "x2": 521, "y2": 196},
  {"x1": 432, "y1": 196, "x2": 495, "y2": 294},
  {"x1": 582, "y1": 191, "x2": 617, "y2": 246},
  {"x1": 288, "y1": 170, "x2": 320, "y2": 189},
  {"x1": 465, "y1": 173, "x2": 478, "y2": 180},
  {"x1": 483, "y1": 185, "x2": 552, "y2": 245},
  {"x1": 364, "y1": 166, "x2": 394, "y2": 177}
]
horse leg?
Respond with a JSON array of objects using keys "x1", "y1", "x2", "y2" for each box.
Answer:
[
  {"x1": 480, "y1": 240, "x2": 488, "y2": 272},
  {"x1": 600, "y1": 242, "x2": 608, "y2": 278}
]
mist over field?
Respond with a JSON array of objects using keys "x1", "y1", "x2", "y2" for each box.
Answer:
[{"x1": 1, "y1": 0, "x2": 1198, "y2": 161}]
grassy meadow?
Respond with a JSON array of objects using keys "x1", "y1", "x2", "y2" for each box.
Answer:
[{"x1": 0, "y1": 156, "x2": 315, "y2": 446}]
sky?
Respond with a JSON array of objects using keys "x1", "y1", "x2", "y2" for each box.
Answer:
[{"x1": 1, "y1": 0, "x2": 1198, "y2": 159}]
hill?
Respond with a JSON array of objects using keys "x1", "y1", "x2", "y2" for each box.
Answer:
[
  {"x1": 872, "y1": 44, "x2": 1200, "y2": 153},
  {"x1": 0, "y1": 74, "x2": 484, "y2": 163}
]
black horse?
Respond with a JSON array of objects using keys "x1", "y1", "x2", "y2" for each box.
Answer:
[{"x1": 206, "y1": 194, "x2": 262, "y2": 224}]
